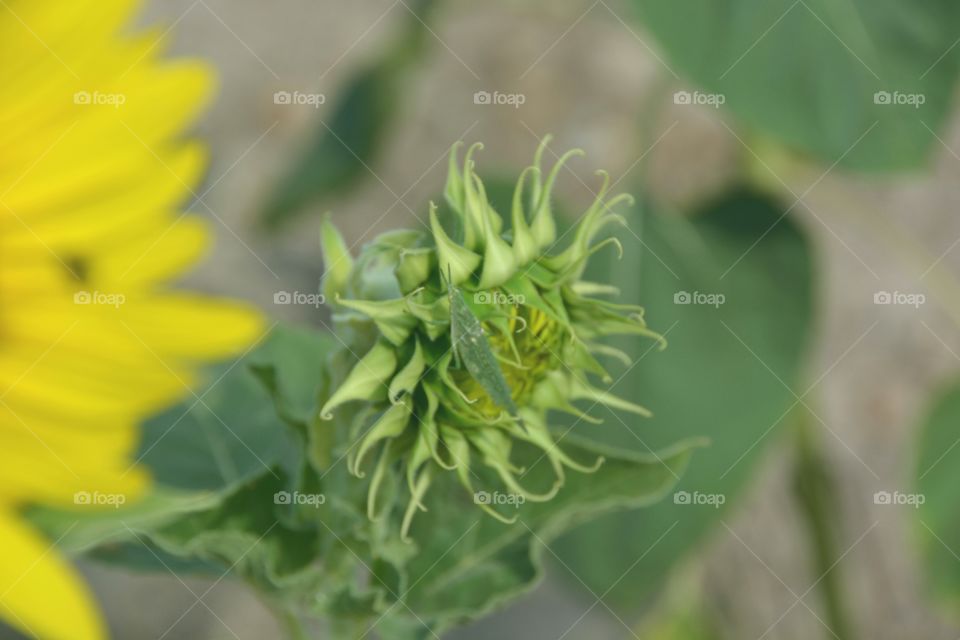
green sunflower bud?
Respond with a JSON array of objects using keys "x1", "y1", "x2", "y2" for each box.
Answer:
[{"x1": 319, "y1": 138, "x2": 663, "y2": 539}]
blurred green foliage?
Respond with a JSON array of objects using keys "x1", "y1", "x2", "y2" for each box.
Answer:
[
  {"x1": 631, "y1": 0, "x2": 960, "y2": 170},
  {"x1": 916, "y1": 381, "x2": 960, "y2": 605},
  {"x1": 794, "y1": 413, "x2": 854, "y2": 639},
  {"x1": 45, "y1": 321, "x2": 699, "y2": 637},
  {"x1": 46, "y1": 0, "x2": 960, "y2": 634},
  {"x1": 554, "y1": 189, "x2": 815, "y2": 610},
  {"x1": 260, "y1": 0, "x2": 438, "y2": 230}
]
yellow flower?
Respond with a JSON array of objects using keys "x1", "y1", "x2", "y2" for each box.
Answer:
[{"x1": 0, "y1": 1, "x2": 263, "y2": 638}]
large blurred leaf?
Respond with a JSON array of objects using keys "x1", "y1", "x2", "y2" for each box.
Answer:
[
  {"x1": 149, "y1": 468, "x2": 330, "y2": 596},
  {"x1": 632, "y1": 0, "x2": 960, "y2": 170},
  {"x1": 60, "y1": 308, "x2": 699, "y2": 635},
  {"x1": 138, "y1": 324, "x2": 334, "y2": 492},
  {"x1": 260, "y1": 0, "x2": 437, "y2": 229},
  {"x1": 391, "y1": 437, "x2": 700, "y2": 634},
  {"x1": 138, "y1": 436, "x2": 699, "y2": 638},
  {"x1": 915, "y1": 380, "x2": 960, "y2": 604},
  {"x1": 31, "y1": 325, "x2": 336, "y2": 564},
  {"x1": 29, "y1": 490, "x2": 220, "y2": 555},
  {"x1": 554, "y1": 189, "x2": 814, "y2": 610}
]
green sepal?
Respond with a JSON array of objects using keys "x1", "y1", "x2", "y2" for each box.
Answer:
[
  {"x1": 388, "y1": 339, "x2": 426, "y2": 403},
  {"x1": 320, "y1": 341, "x2": 398, "y2": 419},
  {"x1": 335, "y1": 296, "x2": 418, "y2": 346},
  {"x1": 429, "y1": 203, "x2": 480, "y2": 285},
  {"x1": 510, "y1": 166, "x2": 540, "y2": 267},
  {"x1": 320, "y1": 214, "x2": 354, "y2": 301},
  {"x1": 530, "y1": 148, "x2": 584, "y2": 251},
  {"x1": 443, "y1": 141, "x2": 466, "y2": 217},
  {"x1": 570, "y1": 376, "x2": 652, "y2": 417},
  {"x1": 395, "y1": 247, "x2": 434, "y2": 294},
  {"x1": 474, "y1": 174, "x2": 518, "y2": 289},
  {"x1": 351, "y1": 401, "x2": 412, "y2": 477}
]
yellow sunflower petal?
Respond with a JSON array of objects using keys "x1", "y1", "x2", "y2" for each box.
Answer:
[
  {"x1": 0, "y1": 431, "x2": 149, "y2": 505},
  {"x1": 0, "y1": 0, "x2": 266, "y2": 633},
  {"x1": 1, "y1": 142, "x2": 207, "y2": 227},
  {"x1": 0, "y1": 510, "x2": 105, "y2": 640},
  {"x1": 116, "y1": 294, "x2": 267, "y2": 358},
  {"x1": 89, "y1": 216, "x2": 211, "y2": 288}
]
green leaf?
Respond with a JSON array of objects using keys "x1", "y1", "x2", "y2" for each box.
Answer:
[
  {"x1": 632, "y1": 0, "x2": 960, "y2": 170},
  {"x1": 248, "y1": 324, "x2": 338, "y2": 431},
  {"x1": 29, "y1": 325, "x2": 337, "y2": 574},
  {"x1": 141, "y1": 461, "x2": 393, "y2": 612},
  {"x1": 376, "y1": 436, "x2": 702, "y2": 634},
  {"x1": 260, "y1": 65, "x2": 395, "y2": 229},
  {"x1": 28, "y1": 489, "x2": 220, "y2": 555},
  {"x1": 635, "y1": 575, "x2": 724, "y2": 640},
  {"x1": 148, "y1": 470, "x2": 328, "y2": 595},
  {"x1": 554, "y1": 188, "x2": 814, "y2": 610},
  {"x1": 915, "y1": 379, "x2": 960, "y2": 605},
  {"x1": 51, "y1": 278, "x2": 697, "y2": 634},
  {"x1": 139, "y1": 324, "x2": 334, "y2": 492},
  {"x1": 259, "y1": 0, "x2": 438, "y2": 229},
  {"x1": 76, "y1": 421, "x2": 696, "y2": 635}
]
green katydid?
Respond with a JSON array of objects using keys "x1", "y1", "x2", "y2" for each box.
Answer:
[{"x1": 443, "y1": 268, "x2": 519, "y2": 417}]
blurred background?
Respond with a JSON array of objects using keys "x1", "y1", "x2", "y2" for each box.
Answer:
[{"x1": 21, "y1": 0, "x2": 960, "y2": 637}]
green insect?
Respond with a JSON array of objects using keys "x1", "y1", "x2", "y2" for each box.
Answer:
[{"x1": 445, "y1": 271, "x2": 519, "y2": 417}]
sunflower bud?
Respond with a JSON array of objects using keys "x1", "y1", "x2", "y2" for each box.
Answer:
[{"x1": 320, "y1": 138, "x2": 663, "y2": 539}]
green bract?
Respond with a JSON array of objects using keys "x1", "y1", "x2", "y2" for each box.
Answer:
[{"x1": 320, "y1": 138, "x2": 663, "y2": 538}]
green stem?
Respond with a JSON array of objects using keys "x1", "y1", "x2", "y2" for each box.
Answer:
[
  {"x1": 792, "y1": 411, "x2": 856, "y2": 640},
  {"x1": 331, "y1": 617, "x2": 377, "y2": 640},
  {"x1": 272, "y1": 603, "x2": 311, "y2": 640}
]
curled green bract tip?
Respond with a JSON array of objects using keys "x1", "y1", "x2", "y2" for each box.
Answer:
[{"x1": 318, "y1": 139, "x2": 660, "y2": 536}]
